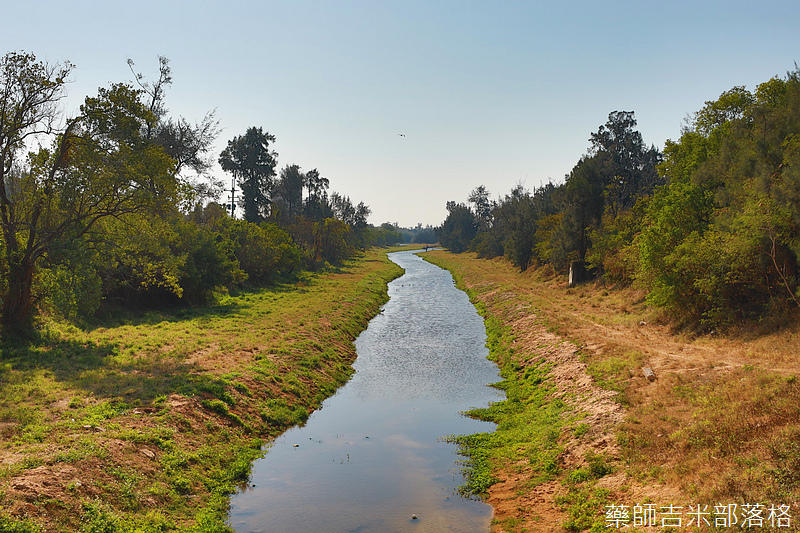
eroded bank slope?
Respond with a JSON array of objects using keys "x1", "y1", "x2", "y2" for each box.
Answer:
[
  {"x1": 0, "y1": 249, "x2": 403, "y2": 532},
  {"x1": 425, "y1": 250, "x2": 800, "y2": 532}
]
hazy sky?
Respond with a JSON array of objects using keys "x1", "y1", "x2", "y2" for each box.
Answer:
[{"x1": 5, "y1": 1, "x2": 800, "y2": 227}]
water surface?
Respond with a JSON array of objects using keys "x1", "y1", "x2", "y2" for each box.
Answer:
[{"x1": 229, "y1": 250, "x2": 503, "y2": 532}]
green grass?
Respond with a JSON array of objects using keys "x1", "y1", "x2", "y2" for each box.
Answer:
[
  {"x1": 425, "y1": 251, "x2": 624, "y2": 532},
  {"x1": 0, "y1": 249, "x2": 404, "y2": 532},
  {"x1": 428, "y1": 255, "x2": 571, "y2": 499}
]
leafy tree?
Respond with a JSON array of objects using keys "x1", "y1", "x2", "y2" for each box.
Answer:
[
  {"x1": 329, "y1": 192, "x2": 371, "y2": 248},
  {"x1": 587, "y1": 196, "x2": 650, "y2": 283},
  {"x1": 302, "y1": 168, "x2": 331, "y2": 220},
  {"x1": 491, "y1": 185, "x2": 538, "y2": 269},
  {"x1": 0, "y1": 51, "x2": 182, "y2": 333},
  {"x1": 637, "y1": 69, "x2": 800, "y2": 326},
  {"x1": 0, "y1": 52, "x2": 73, "y2": 331},
  {"x1": 128, "y1": 56, "x2": 221, "y2": 205},
  {"x1": 468, "y1": 185, "x2": 494, "y2": 232},
  {"x1": 219, "y1": 127, "x2": 278, "y2": 223},
  {"x1": 437, "y1": 202, "x2": 476, "y2": 253},
  {"x1": 274, "y1": 164, "x2": 304, "y2": 221},
  {"x1": 411, "y1": 225, "x2": 437, "y2": 244},
  {"x1": 316, "y1": 218, "x2": 353, "y2": 262},
  {"x1": 557, "y1": 155, "x2": 606, "y2": 264},
  {"x1": 225, "y1": 220, "x2": 301, "y2": 283},
  {"x1": 589, "y1": 110, "x2": 662, "y2": 215}
]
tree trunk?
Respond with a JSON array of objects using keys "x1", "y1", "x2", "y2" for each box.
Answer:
[{"x1": 1, "y1": 254, "x2": 36, "y2": 336}]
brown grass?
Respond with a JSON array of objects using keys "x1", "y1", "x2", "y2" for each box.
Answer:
[{"x1": 425, "y1": 250, "x2": 800, "y2": 531}]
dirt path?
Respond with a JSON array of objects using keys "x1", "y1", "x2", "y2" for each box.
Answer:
[{"x1": 426, "y1": 252, "x2": 800, "y2": 532}]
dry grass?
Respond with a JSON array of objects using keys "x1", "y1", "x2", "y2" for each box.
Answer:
[{"x1": 425, "y1": 250, "x2": 800, "y2": 531}]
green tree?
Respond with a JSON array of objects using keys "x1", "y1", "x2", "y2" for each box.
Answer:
[
  {"x1": 637, "y1": 69, "x2": 800, "y2": 326},
  {"x1": 589, "y1": 110, "x2": 662, "y2": 215},
  {"x1": 0, "y1": 52, "x2": 73, "y2": 332},
  {"x1": 329, "y1": 192, "x2": 371, "y2": 249},
  {"x1": 0, "y1": 51, "x2": 181, "y2": 333},
  {"x1": 218, "y1": 127, "x2": 278, "y2": 223},
  {"x1": 225, "y1": 220, "x2": 300, "y2": 283},
  {"x1": 557, "y1": 155, "x2": 606, "y2": 264},
  {"x1": 302, "y1": 168, "x2": 331, "y2": 220},
  {"x1": 275, "y1": 164, "x2": 304, "y2": 222},
  {"x1": 128, "y1": 56, "x2": 221, "y2": 205},
  {"x1": 468, "y1": 185, "x2": 494, "y2": 232},
  {"x1": 437, "y1": 202, "x2": 476, "y2": 253}
]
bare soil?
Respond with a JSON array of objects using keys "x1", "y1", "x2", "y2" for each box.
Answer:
[
  {"x1": 4, "y1": 249, "x2": 799, "y2": 532},
  {"x1": 427, "y1": 251, "x2": 800, "y2": 532}
]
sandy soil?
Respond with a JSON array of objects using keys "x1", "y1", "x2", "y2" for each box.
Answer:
[{"x1": 428, "y1": 252, "x2": 800, "y2": 532}]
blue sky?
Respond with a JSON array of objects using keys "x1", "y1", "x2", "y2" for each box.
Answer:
[{"x1": 5, "y1": 0, "x2": 800, "y2": 227}]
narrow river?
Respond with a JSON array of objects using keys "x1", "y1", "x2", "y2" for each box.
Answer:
[{"x1": 228, "y1": 250, "x2": 503, "y2": 532}]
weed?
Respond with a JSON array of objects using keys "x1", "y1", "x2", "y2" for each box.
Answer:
[
  {"x1": 556, "y1": 487, "x2": 611, "y2": 532},
  {"x1": 0, "y1": 249, "x2": 406, "y2": 531},
  {"x1": 573, "y1": 423, "x2": 590, "y2": 439},
  {"x1": 0, "y1": 514, "x2": 40, "y2": 533}
]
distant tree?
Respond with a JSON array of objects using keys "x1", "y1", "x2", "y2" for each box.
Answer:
[
  {"x1": 303, "y1": 168, "x2": 331, "y2": 220},
  {"x1": 219, "y1": 127, "x2": 278, "y2": 223},
  {"x1": 274, "y1": 164, "x2": 304, "y2": 221},
  {"x1": 437, "y1": 202, "x2": 476, "y2": 253},
  {"x1": 468, "y1": 185, "x2": 494, "y2": 231},
  {"x1": 330, "y1": 193, "x2": 369, "y2": 227},
  {"x1": 411, "y1": 225, "x2": 437, "y2": 244}
]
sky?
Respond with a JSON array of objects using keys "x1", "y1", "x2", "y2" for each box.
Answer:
[{"x1": 4, "y1": 0, "x2": 800, "y2": 227}]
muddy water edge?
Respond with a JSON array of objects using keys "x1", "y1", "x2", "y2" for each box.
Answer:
[{"x1": 228, "y1": 250, "x2": 504, "y2": 533}]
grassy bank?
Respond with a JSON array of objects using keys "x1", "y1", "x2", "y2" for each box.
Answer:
[
  {"x1": 0, "y1": 248, "x2": 404, "y2": 532},
  {"x1": 424, "y1": 250, "x2": 800, "y2": 532}
]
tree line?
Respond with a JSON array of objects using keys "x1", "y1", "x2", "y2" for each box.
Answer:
[
  {"x1": 0, "y1": 52, "x2": 402, "y2": 336},
  {"x1": 437, "y1": 68, "x2": 800, "y2": 329}
]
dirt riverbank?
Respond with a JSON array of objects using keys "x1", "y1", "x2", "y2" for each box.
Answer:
[
  {"x1": 0, "y1": 249, "x2": 403, "y2": 532},
  {"x1": 425, "y1": 250, "x2": 800, "y2": 532}
]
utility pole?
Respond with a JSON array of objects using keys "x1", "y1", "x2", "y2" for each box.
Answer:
[{"x1": 228, "y1": 177, "x2": 236, "y2": 218}]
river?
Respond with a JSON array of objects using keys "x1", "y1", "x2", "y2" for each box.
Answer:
[{"x1": 228, "y1": 250, "x2": 503, "y2": 532}]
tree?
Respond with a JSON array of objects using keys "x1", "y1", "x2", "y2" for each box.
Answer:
[
  {"x1": 557, "y1": 155, "x2": 606, "y2": 264},
  {"x1": 468, "y1": 185, "x2": 494, "y2": 231},
  {"x1": 589, "y1": 111, "x2": 662, "y2": 214},
  {"x1": 302, "y1": 168, "x2": 331, "y2": 220},
  {"x1": 218, "y1": 127, "x2": 278, "y2": 223},
  {"x1": 128, "y1": 56, "x2": 221, "y2": 205},
  {"x1": 274, "y1": 164, "x2": 304, "y2": 221},
  {"x1": 0, "y1": 52, "x2": 180, "y2": 333},
  {"x1": 437, "y1": 202, "x2": 476, "y2": 253},
  {"x1": 1, "y1": 51, "x2": 75, "y2": 329},
  {"x1": 636, "y1": 68, "x2": 800, "y2": 326}
]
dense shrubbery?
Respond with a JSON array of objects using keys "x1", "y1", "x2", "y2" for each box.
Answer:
[
  {"x1": 437, "y1": 69, "x2": 800, "y2": 329},
  {"x1": 0, "y1": 52, "x2": 403, "y2": 335}
]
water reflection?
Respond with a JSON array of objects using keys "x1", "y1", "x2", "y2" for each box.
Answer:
[{"x1": 229, "y1": 250, "x2": 503, "y2": 533}]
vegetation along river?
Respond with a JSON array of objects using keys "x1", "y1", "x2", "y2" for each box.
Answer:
[{"x1": 228, "y1": 249, "x2": 504, "y2": 532}]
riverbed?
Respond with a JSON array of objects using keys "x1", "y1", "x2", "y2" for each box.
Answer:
[{"x1": 228, "y1": 250, "x2": 503, "y2": 532}]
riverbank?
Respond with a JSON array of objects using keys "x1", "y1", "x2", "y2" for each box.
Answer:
[
  {"x1": 424, "y1": 250, "x2": 800, "y2": 532},
  {"x1": 0, "y1": 248, "x2": 404, "y2": 532}
]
